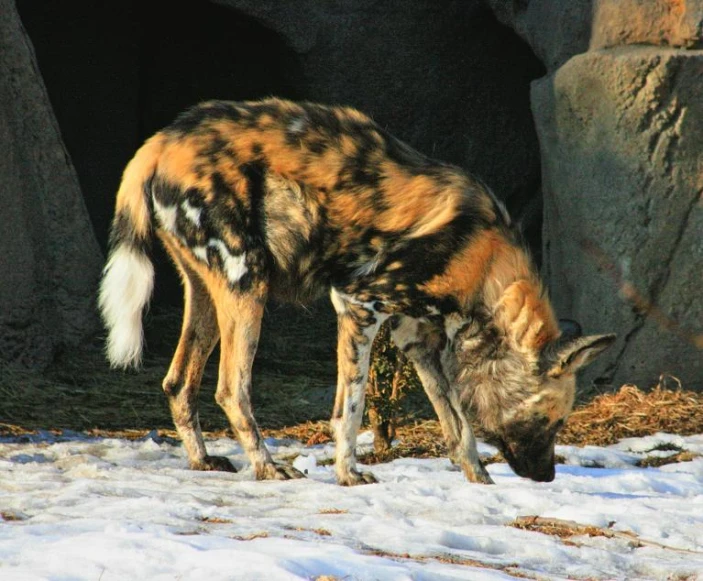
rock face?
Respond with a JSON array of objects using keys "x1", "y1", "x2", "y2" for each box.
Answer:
[
  {"x1": 0, "y1": 0, "x2": 102, "y2": 368},
  {"x1": 534, "y1": 48, "x2": 703, "y2": 389},
  {"x1": 485, "y1": 0, "x2": 703, "y2": 390},
  {"x1": 590, "y1": 0, "x2": 703, "y2": 50}
]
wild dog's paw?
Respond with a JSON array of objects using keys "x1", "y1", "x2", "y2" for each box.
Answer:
[
  {"x1": 461, "y1": 460, "x2": 494, "y2": 485},
  {"x1": 192, "y1": 455, "x2": 238, "y2": 472},
  {"x1": 257, "y1": 463, "x2": 306, "y2": 481},
  {"x1": 337, "y1": 468, "x2": 378, "y2": 486}
]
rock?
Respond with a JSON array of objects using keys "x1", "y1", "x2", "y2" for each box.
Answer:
[
  {"x1": 0, "y1": 0, "x2": 103, "y2": 368},
  {"x1": 482, "y1": 0, "x2": 594, "y2": 71},
  {"x1": 590, "y1": 0, "x2": 703, "y2": 51},
  {"x1": 533, "y1": 47, "x2": 703, "y2": 390}
]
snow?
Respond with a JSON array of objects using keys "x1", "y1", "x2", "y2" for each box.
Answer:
[{"x1": 1, "y1": 430, "x2": 702, "y2": 580}]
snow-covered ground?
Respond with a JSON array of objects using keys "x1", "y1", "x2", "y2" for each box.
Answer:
[{"x1": 1, "y1": 429, "x2": 702, "y2": 580}]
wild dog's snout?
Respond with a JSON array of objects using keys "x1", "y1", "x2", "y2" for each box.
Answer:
[
  {"x1": 498, "y1": 418, "x2": 558, "y2": 483},
  {"x1": 501, "y1": 442, "x2": 556, "y2": 482}
]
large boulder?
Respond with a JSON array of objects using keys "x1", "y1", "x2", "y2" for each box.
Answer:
[
  {"x1": 590, "y1": 0, "x2": 703, "y2": 50},
  {"x1": 533, "y1": 48, "x2": 703, "y2": 390},
  {"x1": 0, "y1": 0, "x2": 103, "y2": 368}
]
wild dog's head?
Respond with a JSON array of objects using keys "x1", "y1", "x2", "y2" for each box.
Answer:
[{"x1": 454, "y1": 280, "x2": 615, "y2": 482}]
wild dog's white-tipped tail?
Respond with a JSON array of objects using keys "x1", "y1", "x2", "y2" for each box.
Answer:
[
  {"x1": 99, "y1": 245, "x2": 154, "y2": 368},
  {"x1": 99, "y1": 134, "x2": 162, "y2": 368}
]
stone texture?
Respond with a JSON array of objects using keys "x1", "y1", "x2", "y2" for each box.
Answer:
[
  {"x1": 533, "y1": 48, "x2": 703, "y2": 390},
  {"x1": 591, "y1": 0, "x2": 703, "y2": 50},
  {"x1": 0, "y1": 0, "x2": 103, "y2": 368},
  {"x1": 482, "y1": 0, "x2": 594, "y2": 71}
]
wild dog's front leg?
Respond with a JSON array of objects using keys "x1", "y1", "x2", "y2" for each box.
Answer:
[
  {"x1": 390, "y1": 316, "x2": 493, "y2": 484},
  {"x1": 414, "y1": 358, "x2": 493, "y2": 484},
  {"x1": 448, "y1": 396, "x2": 494, "y2": 484},
  {"x1": 331, "y1": 290, "x2": 386, "y2": 486},
  {"x1": 162, "y1": 248, "x2": 232, "y2": 472},
  {"x1": 214, "y1": 287, "x2": 304, "y2": 481}
]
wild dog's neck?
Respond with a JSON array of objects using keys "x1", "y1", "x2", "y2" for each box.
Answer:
[
  {"x1": 479, "y1": 234, "x2": 559, "y2": 353},
  {"x1": 424, "y1": 228, "x2": 559, "y2": 353},
  {"x1": 444, "y1": 233, "x2": 561, "y2": 434}
]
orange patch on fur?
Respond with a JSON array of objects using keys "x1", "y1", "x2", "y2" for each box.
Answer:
[
  {"x1": 377, "y1": 163, "x2": 463, "y2": 235},
  {"x1": 158, "y1": 138, "x2": 206, "y2": 191},
  {"x1": 115, "y1": 134, "x2": 164, "y2": 238},
  {"x1": 420, "y1": 229, "x2": 504, "y2": 305},
  {"x1": 496, "y1": 280, "x2": 559, "y2": 351}
]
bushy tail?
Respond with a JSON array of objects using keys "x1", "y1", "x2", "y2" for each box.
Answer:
[{"x1": 99, "y1": 135, "x2": 164, "y2": 368}]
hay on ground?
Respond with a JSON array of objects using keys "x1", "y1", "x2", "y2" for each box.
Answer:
[{"x1": 559, "y1": 381, "x2": 703, "y2": 447}]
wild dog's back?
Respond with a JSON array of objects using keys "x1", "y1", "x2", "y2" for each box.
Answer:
[{"x1": 148, "y1": 98, "x2": 508, "y2": 307}]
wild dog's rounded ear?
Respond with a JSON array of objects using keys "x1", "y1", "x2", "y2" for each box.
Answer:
[
  {"x1": 558, "y1": 319, "x2": 582, "y2": 341},
  {"x1": 542, "y1": 333, "x2": 616, "y2": 378}
]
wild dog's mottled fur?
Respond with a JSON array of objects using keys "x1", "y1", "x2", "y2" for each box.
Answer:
[{"x1": 100, "y1": 98, "x2": 614, "y2": 485}]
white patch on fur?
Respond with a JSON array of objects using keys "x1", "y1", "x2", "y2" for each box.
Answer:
[
  {"x1": 330, "y1": 288, "x2": 348, "y2": 314},
  {"x1": 181, "y1": 199, "x2": 202, "y2": 227},
  {"x1": 98, "y1": 245, "x2": 155, "y2": 368},
  {"x1": 152, "y1": 196, "x2": 177, "y2": 233},
  {"x1": 330, "y1": 288, "x2": 385, "y2": 315},
  {"x1": 485, "y1": 184, "x2": 511, "y2": 225},
  {"x1": 353, "y1": 253, "x2": 383, "y2": 278},
  {"x1": 192, "y1": 245, "x2": 209, "y2": 264},
  {"x1": 444, "y1": 313, "x2": 466, "y2": 343},
  {"x1": 208, "y1": 239, "x2": 248, "y2": 284},
  {"x1": 288, "y1": 115, "x2": 307, "y2": 135}
]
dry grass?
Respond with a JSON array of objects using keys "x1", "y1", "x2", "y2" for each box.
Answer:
[
  {"x1": 3, "y1": 381, "x2": 702, "y2": 468},
  {"x1": 510, "y1": 516, "x2": 608, "y2": 540},
  {"x1": 360, "y1": 548, "x2": 536, "y2": 579},
  {"x1": 636, "y1": 450, "x2": 699, "y2": 468},
  {"x1": 230, "y1": 532, "x2": 270, "y2": 541},
  {"x1": 318, "y1": 508, "x2": 349, "y2": 515},
  {"x1": 284, "y1": 526, "x2": 332, "y2": 537},
  {"x1": 560, "y1": 381, "x2": 703, "y2": 447},
  {"x1": 509, "y1": 516, "x2": 702, "y2": 555}
]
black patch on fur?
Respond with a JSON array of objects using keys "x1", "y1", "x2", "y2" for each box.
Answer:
[
  {"x1": 167, "y1": 101, "x2": 241, "y2": 135},
  {"x1": 109, "y1": 208, "x2": 151, "y2": 255},
  {"x1": 151, "y1": 177, "x2": 182, "y2": 207}
]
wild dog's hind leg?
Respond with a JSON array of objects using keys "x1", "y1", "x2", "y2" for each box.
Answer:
[
  {"x1": 390, "y1": 316, "x2": 493, "y2": 484},
  {"x1": 161, "y1": 247, "x2": 232, "y2": 471},
  {"x1": 331, "y1": 290, "x2": 387, "y2": 486},
  {"x1": 213, "y1": 284, "x2": 304, "y2": 481}
]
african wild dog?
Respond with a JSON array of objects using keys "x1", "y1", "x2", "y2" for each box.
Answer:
[{"x1": 99, "y1": 98, "x2": 615, "y2": 485}]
